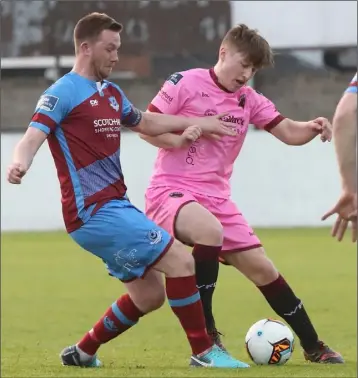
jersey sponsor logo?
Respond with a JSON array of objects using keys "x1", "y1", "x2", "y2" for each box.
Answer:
[
  {"x1": 36, "y1": 94, "x2": 59, "y2": 112},
  {"x1": 221, "y1": 114, "x2": 246, "y2": 134},
  {"x1": 90, "y1": 99, "x2": 98, "y2": 107},
  {"x1": 186, "y1": 139, "x2": 200, "y2": 166},
  {"x1": 221, "y1": 114, "x2": 244, "y2": 126},
  {"x1": 108, "y1": 96, "x2": 120, "y2": 112},
  {"x1": 166, "y1": 72, "x2": 183, "y2": 86},
  {"x1": 204, "y1": 109, "x2": 246, "y2": 134},
  {"x1": 202, "y1": 92, "x2": 209, "y2": 98},
  {"x1": 159, "y1": 89, "x2": 173, "y2": 104},
  {"x1": 93, "y1": 118, "x2": 121, "y2": 127}
]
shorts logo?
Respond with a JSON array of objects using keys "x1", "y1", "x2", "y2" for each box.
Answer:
[
  {"x1": 167, "y1": 73, "x2": 183, "y2": 86},
  {"x1": 147, "y1": 230, "x2": 162, "y2": 245},
  {"x1": 113, "y1": 249, "x2": 140, "y2": 272},
  {"x1": 169, "y1": 192, "x2": 184, "y2": 198},
  {"x1": 36, "y1": 95, "x2": 59, "y2": 112},
  {"x1": 108, "y1": 96, "x2": 119, "y2": 112}
]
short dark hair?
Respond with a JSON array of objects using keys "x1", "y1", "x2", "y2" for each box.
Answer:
[
  {"x1": 74, "y1": 12, "x2": 123, "y2": 52},
  {"x1": 222, "y1": 24, "x2": 274, "y2": 69}
]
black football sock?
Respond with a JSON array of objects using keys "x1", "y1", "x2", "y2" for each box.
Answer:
[
  {"x1": 192, "y1": 244, "x2": 220, "y2": 331},
  {"x1": 257, "y1": 274, "x2": 319, "y2": 351}
]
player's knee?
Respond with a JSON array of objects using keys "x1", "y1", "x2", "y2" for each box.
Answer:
[
  {"x1": 170, "y1": 240, "x2": 195, "y2": 276},
  {"x1": 140, "y1": 289, "x2": 166, "y2": 313},
  {"x1": 127, "y1": 284, "x2": 166, "y2": 313},
  {"x1": 195, "y1": 220, "x2": 224, "y2": 246},
  {"x1": 154, "y1": 240, "x2": 195, "y2": 277},
  {"x1": 249, "y1": 253, "x2": 278, "y2": 286},
  {"x1": 230, "y1": 247, "x2": 278, "y2": 286}
]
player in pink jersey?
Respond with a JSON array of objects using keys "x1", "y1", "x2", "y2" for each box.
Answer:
[{"x1": 142, "y1": 24, "x2": 343, "y2": 364}]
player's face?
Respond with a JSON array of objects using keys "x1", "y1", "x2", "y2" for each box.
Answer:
[
  {"x1": 219, "y1": 47, "x2": 257, "y2": 92},
  {"x1": 90, "y1": 30, "x2": 121, "y2": 80}
]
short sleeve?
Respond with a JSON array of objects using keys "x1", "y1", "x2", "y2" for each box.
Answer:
[
  {"x1": 148, "y1": 72, "x2": 189, "y2": 115},
  {"x1": 249, "y1": 89, "x2": 285, "y2": 132},
  {"x1": 112, "y1": 84, "x2": 142, "y2": 127},
  {"x1": 345, "y1": 73, "x2": 357, "y2": 94},
  {"x1": 29, "y1": 82, "x2": 72, "y2": 135}
]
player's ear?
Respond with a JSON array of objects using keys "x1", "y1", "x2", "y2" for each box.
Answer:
[
  {"x1": 80, "y1": 41, "x2": 91, "y2": 56},
  {"x1": 218, "y1": 46, "x2": 226, "y2": 62}
]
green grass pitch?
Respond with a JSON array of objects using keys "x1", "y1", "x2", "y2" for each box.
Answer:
[{"x1": 1, "y1": 228, "x2": 356, "y2": 377}]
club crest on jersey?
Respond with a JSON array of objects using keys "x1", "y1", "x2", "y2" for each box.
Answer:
[
  {"x1": 108, "y1": 96, "x2": 119, "y2": 112},
  {"x1": 238, "y1": 94, "x2": 246, "y2": 108}
]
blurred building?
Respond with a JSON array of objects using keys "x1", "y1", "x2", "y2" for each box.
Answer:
[{"x1": 1, "y1": 0, "x2": 357, "y2": 131}]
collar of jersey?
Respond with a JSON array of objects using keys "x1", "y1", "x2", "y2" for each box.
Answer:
[
  {"x1": 68, "y1": 71, "x2": 105, "y2": 89},
  {"x1": 209, "y1": 67, "x2": 234, "y2": 94}
]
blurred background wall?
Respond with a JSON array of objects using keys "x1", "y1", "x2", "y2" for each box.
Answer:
[
  {"x1": 1, "y1": 1, "x2": 357, "y2": 231},
  {"x1": 1, "y1": 1, "x2": 357, "y2": 129}
]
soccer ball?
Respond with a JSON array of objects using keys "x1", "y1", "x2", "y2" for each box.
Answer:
[{"x1": 245, "y1": 319, "x2": 295, "y2": 365}]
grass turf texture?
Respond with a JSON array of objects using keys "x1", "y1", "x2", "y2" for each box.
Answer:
[{"x1": 2, "y1": 228, "x2": 356, "y2": 377}]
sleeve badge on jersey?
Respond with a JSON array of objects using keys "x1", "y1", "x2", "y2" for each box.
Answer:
[
  {"x1": 36, "y1": 94, "x2": 59, "y2": 112},
  {"x1": 166, "y1": 73, "x2": 183, "y2": 86},
  {"x1": 108, "y1": 96, "x2": 120, "y2": 112}
]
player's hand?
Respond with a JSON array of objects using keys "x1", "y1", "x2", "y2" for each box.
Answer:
[
  {"x1": 322, "y1": 191, "x2": 357, "y2": 242},
  {"x1": 198, "y1": 113, "x2": 237, "y2": 137},
  {"x1": 179, "y1": 125, "x2": 202, "y2": 147},
  {"x1": 7, "y1": 162, "x2": 27, "y2": 184},
  {"x1": 308, "y1": 117, "x2": 332, "y2": 142}
]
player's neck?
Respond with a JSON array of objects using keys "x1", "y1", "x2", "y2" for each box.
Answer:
[
  {"x1": 212, "y1": 63, "x2": 233, "y2": 93},
  {"x1": 72, "y1": 60, "x2": 101, "y2": 82}
]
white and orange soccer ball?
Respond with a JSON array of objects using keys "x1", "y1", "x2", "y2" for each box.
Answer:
[{"x1": 245, "y1": 319, "x2": 295, "y2": 365}]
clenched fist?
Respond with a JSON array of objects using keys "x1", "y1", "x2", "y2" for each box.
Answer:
[{"x1": 7, "y1": 162, "x2": 27, "y2": 184}]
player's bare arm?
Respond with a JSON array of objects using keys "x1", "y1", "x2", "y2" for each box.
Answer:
[
  {"x1": 140, "y1": 127, "x2": 202, "y2": 149},
  {"x1": 139, "y1": 118, "x2": 202, "y2": 149},
  {"x1": 269, "y1": 117, "x2": 332, "y2": 145},
  {"x1": 331, "y1": 92, "x2": 357, "y2": 193},
  {"x1": 321, "y1": 89, "x2": 357, "y2": 242},
  {"x1": 7, "y1": 127, "x2": 47, "y2": 184},
  {"x1": 129, "y1": 110, "x2": 234, "y2": 138}
]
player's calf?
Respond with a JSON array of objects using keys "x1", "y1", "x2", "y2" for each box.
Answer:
[
  {"x1": 175, "y1": 202, "x2": 223, "y2": 348},
  {"x1": 226, "y1": 248, "x2": 344, "y2": 363},
  {"x1": 153, "y1": 241, "x2": 248, "y2": 367}
]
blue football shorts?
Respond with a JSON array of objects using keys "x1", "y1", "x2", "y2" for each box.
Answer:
[{"x1": 70, "y1": 199, "x2": 173, "y2": 282}]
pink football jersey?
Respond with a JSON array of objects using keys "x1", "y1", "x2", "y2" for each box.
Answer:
[{"x1": 147, "y1": 68, "x2": 285, "y2": 198}]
